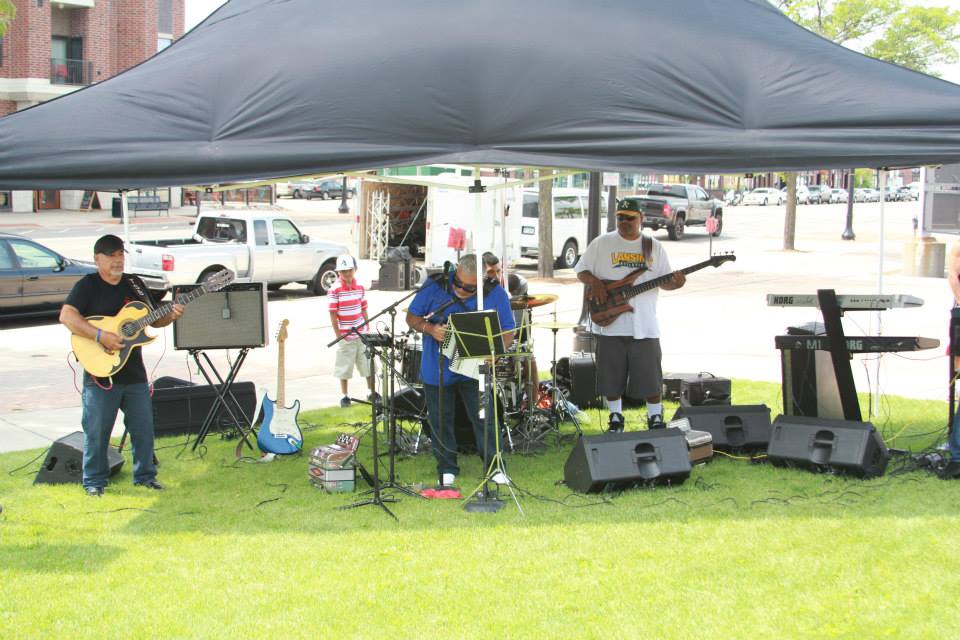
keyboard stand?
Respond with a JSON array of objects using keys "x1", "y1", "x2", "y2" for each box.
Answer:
[
  {"x1": 189, "y1": 348, "x2": 256, "y2": 451},
  {"x1": 817, "y1": 289, "x2": 863, "y2": 422}
]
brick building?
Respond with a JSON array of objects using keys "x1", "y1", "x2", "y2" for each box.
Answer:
[{"x1": 0, "y1": 0, "x2": 185, "y2": 212}]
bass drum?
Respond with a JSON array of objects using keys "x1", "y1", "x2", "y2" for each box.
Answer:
[{"x1": 401, "y1": 343, "x2": 423, "y2": 387}]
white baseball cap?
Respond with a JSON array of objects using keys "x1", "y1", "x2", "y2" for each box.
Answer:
[{"x1": 336, "y1": 254, "x2": 357, "y2": 271}]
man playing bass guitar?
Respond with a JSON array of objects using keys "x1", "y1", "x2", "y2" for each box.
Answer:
[
  {"x1": 59, "y1": 234, "x2": 184, "y2": 496},
  {"x1": 575, "y1": 200, "x2": 685, "y2": 433}
]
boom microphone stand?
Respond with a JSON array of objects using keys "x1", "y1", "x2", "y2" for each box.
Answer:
[{"x1": 340, "y1": 337, "x2": 398, "y2": 520}]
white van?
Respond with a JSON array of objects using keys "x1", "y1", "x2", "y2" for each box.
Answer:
[{"x1": 518, "y1": 188, "x2": 607, "y2": 269}]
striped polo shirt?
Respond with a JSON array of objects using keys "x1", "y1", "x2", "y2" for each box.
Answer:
[{"x1": 328, "y1": 277, "x2": 368, "y2": 341}]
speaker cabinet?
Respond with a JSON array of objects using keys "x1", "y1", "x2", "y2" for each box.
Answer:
[
  {"x1": 34, "y1": 431, "x2": 124, "y2": 485},
  {"x1": 378, "y1": 261, "x2": 409, "y2": 291},
  {"x1": 152, "y1": 376, "x2": 258, "y2": 436},
  {"x1": 173, "y1": 283, "x2": 267, "y2": 350},
  {"x1": 563, "y1": 429, "x2": 691, "y2": 493},
  {"x1": 555, "y1": 353, "x2": 603, "y2": 408},
  {"x1": 671, "y1": 404, "x2": 772, "y2": 452},
  {"x1": 767, "y1": 415, "x2": 889, "y2": 478}
]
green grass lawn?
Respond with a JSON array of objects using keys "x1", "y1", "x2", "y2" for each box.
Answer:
[{"x1": 1, "y1": 380, "x2": 957, "y2": 639}]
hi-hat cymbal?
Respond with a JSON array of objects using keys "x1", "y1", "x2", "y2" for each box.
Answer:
[
  {"x1": 532, "y1": 321, "x2": 577, "y2": 330},
  {"x1": 510, "y1": 293, "x2": 559, "y2": 309}
]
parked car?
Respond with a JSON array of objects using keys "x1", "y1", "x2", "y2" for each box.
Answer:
[
  {"x1": 883, "y1": 186, "x2": 902, "y2": 202},
  {"x1": 829, "y1": 188, "x2": 849, "y2": 204},
  {"x1": 519, "y1": 188, "x2": 606, "y2": 268},
  {"x1": 742, "y1": 188, "x2": 784, "y2": 206},
  {"x1": 806, "y1": 185, "x2": 831, "y2": 204},
  {"x1": 275, "y1": 181, "x2": 294, "y2": 198},
  {"x1": 127, "y1": 212, "x2": 348, "y2": 296},
  {"x1": 782, "y1": 185, "x2": 810, "y2": 204},
  {"x1": 621, "y1": 183, "x2": 723, "y2": 241},
  {"x1": 291, "y1": 179, "x2": 355, "y2": 200},
  {"x1": 0, "y1": 233, "x2": 97, "y2": 317},
  {"x1": 901, "y1": 183, "x2": 920, "y2": 201}
]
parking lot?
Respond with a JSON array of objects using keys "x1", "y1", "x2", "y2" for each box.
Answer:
[{"x1": 0, "y1": 196, "x2": 952, "y2": 452}]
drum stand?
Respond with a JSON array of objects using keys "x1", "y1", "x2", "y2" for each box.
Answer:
[{"x1": 542, "y1": 324, "x2": 581, "y2": 442}]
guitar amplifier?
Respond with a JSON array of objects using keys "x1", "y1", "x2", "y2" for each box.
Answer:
[
  {"x1": 152, "y1": 376, "x2": 258, "y2": 436},
  {"x1": 554, "y1": 353, "x2": 603, "y2": 409},
  {"x1": 680, "y1": 375, "x2": 731, "y2": 406},
  {"x1": 173, "y1": 283, "x2": 268, "y2": 350}
]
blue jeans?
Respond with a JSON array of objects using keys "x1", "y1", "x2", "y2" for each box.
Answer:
[
  {"x1": 81, "y1": 381, "x2": 157, "y2": 488},
  {"x1": 951, "y1": 410, "x2": 960, "y2": 461},
  {"x1": 423, "y1": 381, "x2": 502, "y2": 478}
]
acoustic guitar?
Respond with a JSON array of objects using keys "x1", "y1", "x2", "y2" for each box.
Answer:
[
  {"x1": 256, "y1": 320, "x2": 304, "y2": 455},
  {"x1": 71, "y1": 269, "x2": 235, "y2": 378},
  {"x1": 587, "y1": 253, "x2": 736, "y2": 327}
]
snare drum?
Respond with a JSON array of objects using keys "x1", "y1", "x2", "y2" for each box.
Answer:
[
  {"x1": 495, "y1": 355, "x2": 518, "y2": 381},
  {"x1": 401, "y1": 344, "x2": 423, "y2": 386}
]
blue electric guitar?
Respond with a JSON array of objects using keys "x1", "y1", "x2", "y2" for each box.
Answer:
[{"x1": 257, "y1": 320, "x2": 304, "y2": 455}]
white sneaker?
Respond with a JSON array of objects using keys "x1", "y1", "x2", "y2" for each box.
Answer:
[
  {"x1": 441, "y1": 473, "x2": 456, "y2": 487},
  {"x1": 491, "y1": 471, "x2": 510, "y2": 485}
]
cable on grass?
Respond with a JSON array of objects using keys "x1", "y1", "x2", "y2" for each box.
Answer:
[
  {"x1": 85, "y1": 507, "x2": 157, "y2": 515},
  {"x1": 694, "y1": 477, "x2": 721, "y2": 491},
  {"x1": 255, "y1": 497, "x2": 281, "y2": 508},
  {"x1": 712, "y1": 450, "x2": 756, "y2": 462},
  {"x1": 511, "y1": 478, "x2": 613, "y2": 508},
  {"x1": 7, "y1": 449, "x2": 48, "y2": 476}
]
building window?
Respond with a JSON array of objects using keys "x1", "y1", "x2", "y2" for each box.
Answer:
[
  {"x1": 158, "y1": 0, "x2": 174, "y2": 34},
  {"x1": 157, "y1": 37, "x2": 172, "y2": 52},
  {"x1": 0, "y1": 192, "x2": 11, "y2": 212},
  {"x1": 0, "y1": 37, "x2": 4, "y2": 66}
]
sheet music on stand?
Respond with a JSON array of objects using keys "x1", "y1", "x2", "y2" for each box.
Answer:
[{"x1": 441, "y1": 310, "x2": 507, "y2": 379}]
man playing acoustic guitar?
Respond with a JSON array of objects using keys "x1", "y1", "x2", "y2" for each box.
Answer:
[
  {"x1": 59, "y1": 234, "x2": 184, "y2": 496},
  {"x1": 575, "y1": 200, "x2": 685, "y2": 433}
]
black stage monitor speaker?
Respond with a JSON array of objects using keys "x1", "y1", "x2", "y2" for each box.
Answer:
[
  {"x1": 34, "y1": 431, "x2": 124, "y2": 485},
  {"x1": 767, "y1": 415, "x2": 889, "y2": 478},
  {"x1": 671, "y1": 404, "x2": 772, "y2": 452},
  {"x1": 564, "y1": 429, "x2": 691, "y2": 493},
  {"x1": 555, "y1": 353, "x2": 603, "y2": 409},
  {"x1": 152, "y1": 376, "x2": 258, "y2": 436},
  {"x1": 173, "y1": 283, "x2": 267, "y2": 350}
]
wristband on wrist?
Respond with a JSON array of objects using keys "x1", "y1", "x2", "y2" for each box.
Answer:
[{"x1": 96, "y1": 328, "x2": 102, "y2": 344}]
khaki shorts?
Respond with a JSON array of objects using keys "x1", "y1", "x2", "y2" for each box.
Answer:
[{"x1": 334, "y1": 339, "x2": 373, "y2": 380}]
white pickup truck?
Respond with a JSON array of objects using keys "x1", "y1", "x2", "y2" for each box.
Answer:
[{"x1": 128, "y1": 212, "x2": 347, "y2": 297}]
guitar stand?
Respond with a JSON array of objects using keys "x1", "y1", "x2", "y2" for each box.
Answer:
[{"x1": 189, "y1": 348, "x2": 256, "y2": 452}]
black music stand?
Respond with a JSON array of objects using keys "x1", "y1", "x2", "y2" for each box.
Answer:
[
  {"x1": 188, "y1": 348, "x2": 256, "y2": 452},
  {"x1": 447, "y1": 310, "x2": 522, "y2": 514}
]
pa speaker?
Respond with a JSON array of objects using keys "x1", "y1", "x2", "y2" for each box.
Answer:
[
  {"x1": 152, "y1": 376, "x2": 258, "y2": 436},
  {"x1": 767, "y1": 415, "x2": 889, "y2": 478},
  {"x1": 34, "y1": 431, "x2": 124, "y2": 485},
  {"x1": 671, "y1": 404, "x2": 771, "y2": 452},
  {"x1": 173, "y1": 283, "x2": 267, "y2": 350},
  {"x1": 563, "y1": 429, "x2": 691, "y2": 493}
]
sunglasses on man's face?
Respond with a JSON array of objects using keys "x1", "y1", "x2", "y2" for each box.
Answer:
[
  {"x1": 616, "y1": 213, "x2": 640, "y2": 222},
  {"x1": 452, "y1": 274, "x2": 477, "y2": 293}
]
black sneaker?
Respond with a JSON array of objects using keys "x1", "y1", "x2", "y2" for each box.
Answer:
[
  {"x1": 607, "y1": 412, "x2": 625, "y2": 433},
  {"x1": 939, "y1": 460, "x2": 960, "y2": 479},
  {"x1": 340, "y1": 396, "x2": 351, "y2": 408},
  {"x1": 84, "y1": 486, "x2": 104, "y2": 497},
  {"x1": 368, "y1": 391, "x2": 382, "y2": 403},
  {"x1": 647, "y1": 414, "x2": 665, "y2": 430}
]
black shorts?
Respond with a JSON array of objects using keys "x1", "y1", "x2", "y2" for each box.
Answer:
[{"x1": 595, "y1": 335, "x2": 662, "y2": 399}]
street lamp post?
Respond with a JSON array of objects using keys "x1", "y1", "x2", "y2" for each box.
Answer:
[
  {"x1": 842, "y1": 168, "x2": 856, "y2": 240},
  {"x1": 338, "y1": 176, "x2": 350, "y2": 214}
]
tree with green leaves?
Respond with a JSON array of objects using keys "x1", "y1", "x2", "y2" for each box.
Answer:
[
  {"x1": 0, "y1": 0, "x2": 15, "y2": 38},
  {"x1": 773, "y1": 1, "x2": 960, "y2": 247}
]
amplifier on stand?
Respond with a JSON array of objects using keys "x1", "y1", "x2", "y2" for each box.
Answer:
[{"x1": 173, "y1": 283, "x2": 267, "y2": 350}]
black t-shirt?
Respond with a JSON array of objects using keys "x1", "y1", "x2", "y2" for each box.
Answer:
[{"x1": 65, "y1": 273, "x2": 152, "y2": 385}]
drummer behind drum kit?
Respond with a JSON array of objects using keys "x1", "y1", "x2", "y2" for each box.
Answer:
[{"x1": 392, "y1": 291, "x2": 582, "y2": 455}]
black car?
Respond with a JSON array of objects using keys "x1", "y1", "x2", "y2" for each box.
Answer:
[
  {"x1": 0, "y1": 233, "x2": 97, "y2": 317},
  {"x1": 296, "y1": 179, "x2": 355, "y2": 200}
]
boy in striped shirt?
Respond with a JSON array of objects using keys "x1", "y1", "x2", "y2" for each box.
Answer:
[{"x1": 328, "y1": 255, "x2": 378, "y2": 408}]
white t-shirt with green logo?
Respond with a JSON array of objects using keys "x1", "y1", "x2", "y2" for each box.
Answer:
[{"x1": 575, "y1": 231, "x2": 672, "y2": 338}]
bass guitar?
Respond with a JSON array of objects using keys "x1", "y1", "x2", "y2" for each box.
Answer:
[
  {"x1": 257, "y1": 320, "x2": 304, "y2": 455},
  {"x1": 588, "y1": 253, "x2": 736, "y2": 327},
  {"x1": 71, "y1": 269, "x2": 235, "y2": 378}
]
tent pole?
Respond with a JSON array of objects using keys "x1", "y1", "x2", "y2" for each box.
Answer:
[{"x1": 120, "y1": 190, "x2": 130, "y2": 243}]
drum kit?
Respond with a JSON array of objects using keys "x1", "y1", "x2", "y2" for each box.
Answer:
[{"x1": 393, "y1": 291, "x2": 581, "y2": 455}]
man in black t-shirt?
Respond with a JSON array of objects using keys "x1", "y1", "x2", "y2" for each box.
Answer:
[{"x1": 60, "y1": 234, "x2": 184, "y2": 496}]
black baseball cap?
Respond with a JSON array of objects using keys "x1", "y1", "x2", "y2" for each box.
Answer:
[{"x1": 93, "y1": 234, "x2": 126, "y2": 255}]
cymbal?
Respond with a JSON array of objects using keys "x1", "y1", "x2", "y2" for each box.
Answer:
[
  {"x1": 510, "y1": 293, "x2": 559, "y2": 309},
  {"x1": 532, "y1": 321, "x2": 577, "y2": 330}
]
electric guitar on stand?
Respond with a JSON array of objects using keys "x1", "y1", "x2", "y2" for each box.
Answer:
[
  {"x1": 587, "y1": 253, "x2": 736, "y2": 327},
  {"x1": 257, "y1": 319, "x2": 304, "y2": 455},
  {"x1": 71, "y1": 269, "x2": 234, "y2": 378}
]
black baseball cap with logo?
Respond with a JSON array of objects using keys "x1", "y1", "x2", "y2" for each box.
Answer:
[{"x1": 93, "y1": 234, "x2": 126, "y2": 255}]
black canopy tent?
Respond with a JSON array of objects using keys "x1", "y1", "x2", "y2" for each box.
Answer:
[{"x1": 1, "y1": 0, "x2": 960, "y2": 191}]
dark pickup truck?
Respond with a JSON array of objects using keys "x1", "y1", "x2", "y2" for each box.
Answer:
[{"x1": 620, "y1": 183, "x2": 723, "y2": 240}]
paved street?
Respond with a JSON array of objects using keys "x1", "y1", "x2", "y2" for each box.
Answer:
[{"x1": 0, "y1": 196, "x2": 952, "y2": 452}]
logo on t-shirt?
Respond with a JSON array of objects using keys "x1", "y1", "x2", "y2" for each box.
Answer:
[{"x1": 610, "y1": 251, "x2": 651, "y2": 270}]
